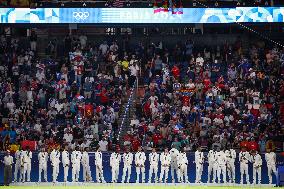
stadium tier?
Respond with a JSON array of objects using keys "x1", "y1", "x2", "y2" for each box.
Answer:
[{"x1": 0, "y1": 2, "x2": 283, "y2": 187}]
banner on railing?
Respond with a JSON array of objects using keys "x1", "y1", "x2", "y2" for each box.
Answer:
[{"x1": 0, "y1": 7, "x2": 284, "y2": 23}]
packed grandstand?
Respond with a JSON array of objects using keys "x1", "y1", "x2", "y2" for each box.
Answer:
[{"x1": 0, "y1": 28, "x2": 283, "y2": 155}]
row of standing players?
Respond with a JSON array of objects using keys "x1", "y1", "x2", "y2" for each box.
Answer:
[{"x1": 13, "y1": 146, "x2": 277, "y2": 184}]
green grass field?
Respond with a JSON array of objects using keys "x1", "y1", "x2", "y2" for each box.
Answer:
[{"x1": 1, "y1": 186, "x2": 276, "y2": 189}]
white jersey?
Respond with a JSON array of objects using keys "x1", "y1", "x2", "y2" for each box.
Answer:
[
  {"x1": 149, "y1": 152, "x2": 159, "y2": 166},
  {"x1": 38, "y1": 152, "x2": 48, "y2": 165},
  {"x1": 251, "y1": 153, "x2": 262, "y2": 167},
  {"x1": 62, "y1": 150, "x2": 70, "y2": 166},
  {"x1": 216, "y1": 151, "x2": 227, "y2": 166},
  {"x1": 135, "y1": 151, "x2": 146, "y2": 166},
  {"x1": 225, "y1": 149, "x2": 236, "y2": 163},
  {"x1": 239, "y1": 151, "x2": 250, "y2": 164},
  {"x1": 208, "y1": 150, "x2": 216, "y2": 163},
  {"x1": 94, "y1": 151, "x2": 103, "y2": 166},
  {"x1": 177, "y1": 152, "x2": 188, "y2": 166},
  {"x1": 110, "y1": 152, "x2": 121, "y2": 167},
  {"x1": 123, "y1": 152, "x2": 133, "y2": 166},
  {"x1": 15, "y1": 150, "x2": 21, "y2": 163},
  {"x1": 265, "y1": 152, "x2": 276, "y2": 166},
  {"x1": 82, "y1": 151, "x2": 90, "y2": 166},
  {"x1": 21, "y1": 150, "x2": 32, "y2": 164},
  {"x1": 50, "y1": 150, "x2": 60, "y2": 165},
  {"x1": 160, "y1": 152, "x2": 171, "y2": 166},
  {"x1": 195, "y1": 151, "x2": 204, "y2": 165}
]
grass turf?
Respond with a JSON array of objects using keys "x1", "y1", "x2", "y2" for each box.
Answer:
[{"x1": 0, "y1": 186, "x2": 276, "y2": 189}]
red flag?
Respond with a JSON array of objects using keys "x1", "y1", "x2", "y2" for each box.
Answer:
[{"x1": 85, "y1": 104, "x2": 94, "y2": 118}]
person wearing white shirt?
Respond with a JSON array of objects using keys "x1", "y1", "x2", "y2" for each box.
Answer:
[
  {"x1": 38, "y1": 148, "x2": 48, "y2": 182},
  {"x1": 61, "y1": 147, "x2": 70, "y2": 182},
  {"x1": 225, "y1": 148, "x2": 236, "y2": 183},
  {"x1": 148, "y1": 148, "x2": 159, "y2": 183},
  {"x1": 63, "y1": 131, "x2": 73, "y2": 144},
  {"x1": 99, "y1": 41, "x2": 109, "y2": 56},
  {"x1": 196, "y1": 53, "x2": 204, "y2": 67},
  {"x1": 251, "y1": 150, "x2": 262, "y2": 184},
  {"x1": 3, "y1": 150, "x2": 13, "y2": 186},
  {"x1": 95, "y1": 148, "x2": 105, "y2": 183},
  {"x1": 207, "y1": 149, "x2": 217, "y2": 183},
  {"x1": 265, "y1": 149, "x2": 277, "y2": 184},
  {"x1": 21, "y1": 147, "x2": 32, "y2": 182},
  {"x1": 14, "y1": 149, "x2": 22, "y2": 182},
  {"x1": 50, "y1": 148, "x2": 60, "y2": 183},
  {"x1": 135, "y1": 147, "x2": 146, "y2": 183},
  {"x1": 195, "y1": 147, "x2": 204, "y2": 183},
  {"x1": 71, "y1": 147, "x2": 82, "y2": 182},
  {"x1": 79, "y1": 34, "x2": 87, "y2": 49},
  {"x1": 177, "y1": 147, "x2": 189, "y2": 183},
  {"x1": 110, "y1": 148, "x2": 121, "y2": 183},
  {"x1": 159, "y1": 148, "x2": 171, "y2": 183},
  {"x1": 82, "y1": 148, "x2": 92, "y2": 182},
  {"x1": 239, "y1": 148, "x2": 251, "y2": 184},
  {"x1": 122, "y1": 148, "x2": 133, "y2": 183},
  {"x1": 216, "y1": 149, "x2": 227, "y2": 183},
  {"x1": 98, "y1": 138, "x2": 108, "y2": 152}
]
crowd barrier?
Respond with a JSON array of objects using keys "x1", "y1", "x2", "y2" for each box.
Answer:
[{"x1": 0, "y1": 152, "x2": 283, "y2": 184}]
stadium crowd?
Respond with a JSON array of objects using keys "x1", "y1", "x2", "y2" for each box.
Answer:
[
  {"x1": 0, "y1": 31, "x2": 283, "y2": 153},
  {"x1": 126, "y1": 39, "x2": 284, "y2": 153},
  {"x1": 0, "y1": 33, "x2": 132, "y2": 152}
]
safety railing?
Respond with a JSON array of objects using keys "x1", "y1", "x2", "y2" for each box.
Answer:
[{"x1": 117, "y1": 79, "x2": 137, "y2": 142}]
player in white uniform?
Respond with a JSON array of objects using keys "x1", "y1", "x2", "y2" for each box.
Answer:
[
  {"x1": 71, "y1": 147, "x2": 81, "y2": 182},
  {"x1": 177, "y1": 147, "x2": 189, "y2": 183},
  {"x1": 135, "y1": 147, "x2": 146, "y2": 183},
  {"x1": 122, "y1": 148, "x2": 133, "y2": 183},
  {"x1": 110, "y1": 148, "x2": 121, "y2": 183},
  {"x1": 251, "y1": 150, "x2": 262, "y2": 184},
  {"x1": 61, "y1": 146, "x2": 70, "y2": 182},
  {"x1": 216, "y1": 149, "x2": 227, "y2": 183},
  {"x1": 225, "y1": 148, "x2": 236, "y2": 183},
  {"x1": 20, "y1": 149, "x2": 27, "y2": 182},
  {"x1": 50, "y1": 148, "x2": 60, "y2": 183},
  {"x1": 14, "y1": 149, "x2": 22, "y2": 182},
  {"x1": 148, "y1": 148, "x2": 159, "y2": 183},
  {"x1": 95, "y1": 148, "x2": 105, "y2": 183},
  {"x1": 195, "y1": 147, "x2": 204, "y2": 183},
  {"x1": 265, "y1": 149, "x2": 277, "y2": 184},
  {"x1": 82, "y1": 147, "x2": 92, "y2": 182},
  {"x1": 239, "y1": 147, "x2": 251, "y2": 184},
  {"x1": 38, "y1": 148, "x2": 48, "y2": 182},
  {"x1": 207, "y1": 149, "x2": 217, "y2": 183},
  {"x1": 21, "y1": 147, "x2": 32, "y2": 182},
  {"x1": 159, "y1": 148, "x2": 171, "y2": 183}
]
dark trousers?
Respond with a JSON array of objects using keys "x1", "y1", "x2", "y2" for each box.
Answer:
[{"x1": 4, "y1": 165, "x2": 12, "y2": 186}]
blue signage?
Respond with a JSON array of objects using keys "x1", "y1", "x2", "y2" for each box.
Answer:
[{"x1": 0, "y1": 7, "x2": 283, "y2": 23}]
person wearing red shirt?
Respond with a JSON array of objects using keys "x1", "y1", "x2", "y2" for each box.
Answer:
[
  {"x1": 100, "y1": 88, "x2": 109, "y2": 106},
  {"x1": 143, "y1": 100, "x2": 151, "y2": 118},
  {"x1": 152, "y1": 132, "x2": 162, "y2": 147},
  {"x1": 131, "y1": 136, "x2": 141, "y2": 152},
  {"x1": 203, "y1": 76, "x2": 211, "y2": 93}
]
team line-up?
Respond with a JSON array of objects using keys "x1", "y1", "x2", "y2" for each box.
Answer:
[{"x1": 3, "y1": 146, "x2": 277, "y2": 184}]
